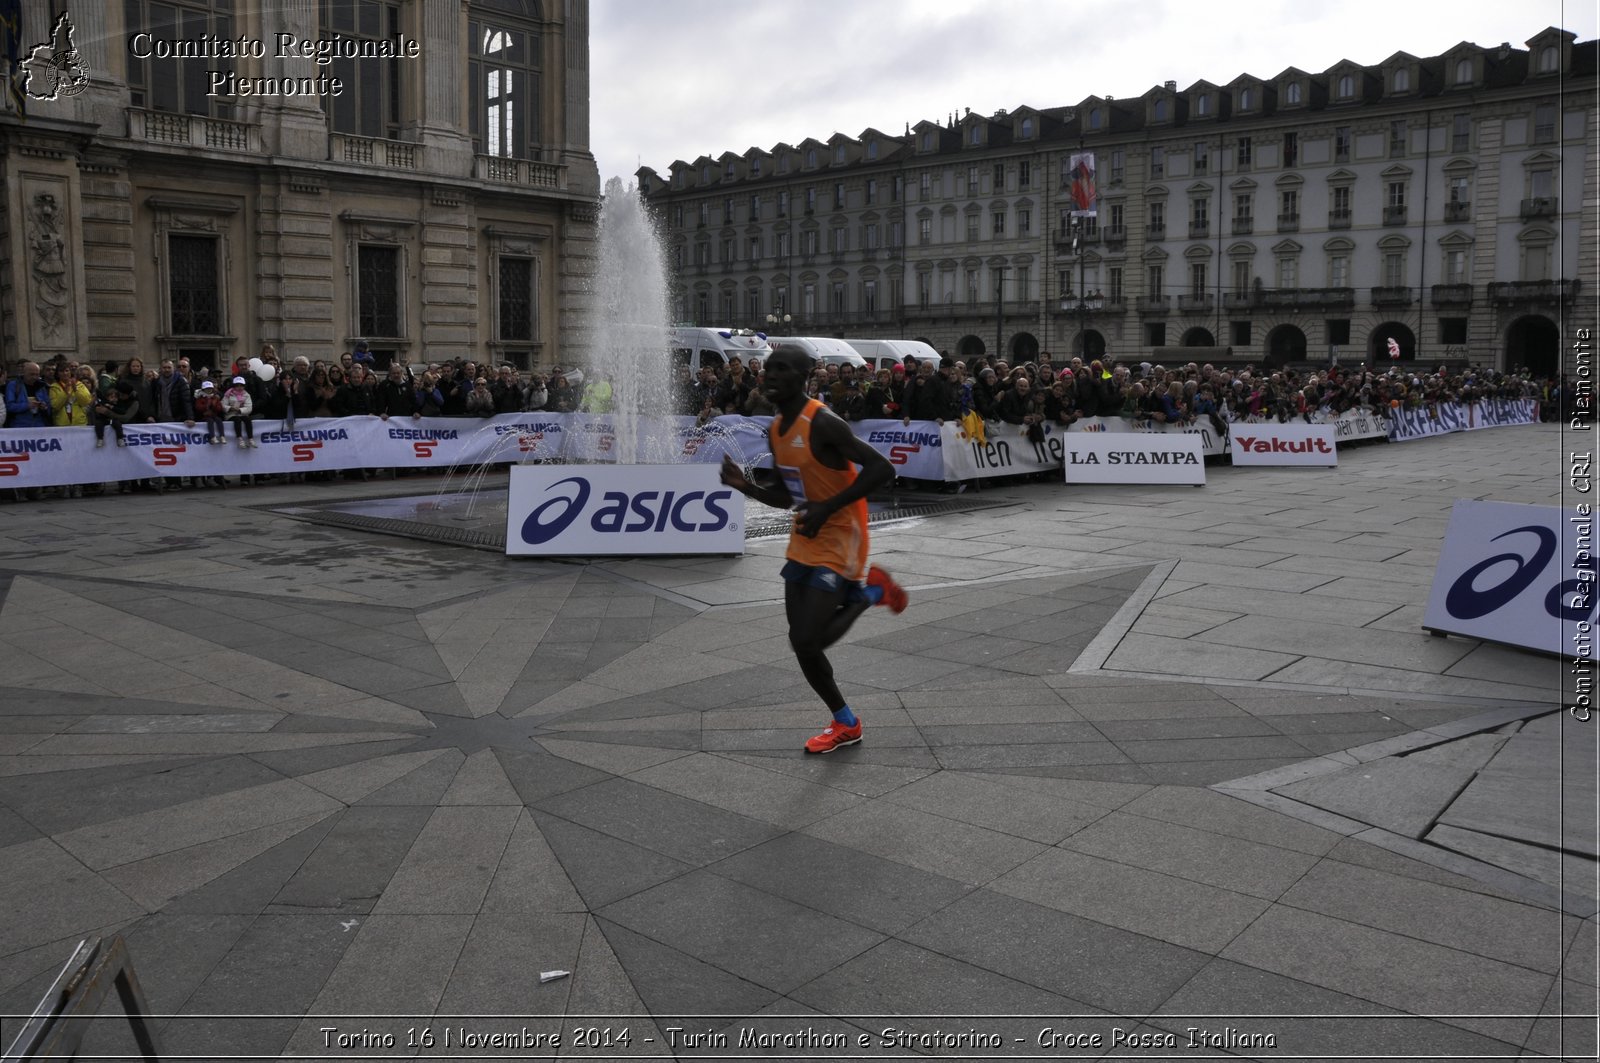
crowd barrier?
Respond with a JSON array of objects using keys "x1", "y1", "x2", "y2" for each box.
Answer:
[{"x1": 0, "y1": 400, "x2": 1538, "y2": 490}]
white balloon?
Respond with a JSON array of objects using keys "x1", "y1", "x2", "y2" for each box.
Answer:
[
  {"x1": 247, "y1": 357, "x2": 263, "y2": 370},
  {"x1": 255, "y1": 363, "x2": 277, "y2": 381}
]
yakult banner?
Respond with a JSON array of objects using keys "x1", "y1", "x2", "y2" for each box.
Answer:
[
  {"x1": 506, "y1": 464, "x2": 744, "y2": 556},
  {"x1": 1063, "y1": 433, "x2": 1207, "y2": 485},
  {"x1": 1229, "y1": 423, "x2": 1338, "y2": 466},
  {"x1": 1424, "y1": 500, "x2": 1597, "y2": 661}
]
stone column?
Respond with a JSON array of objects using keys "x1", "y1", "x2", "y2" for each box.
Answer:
[
  {"x1": 253, "y1": 0, "x2": 330, "y2": 161},
  {"x1": 412, "y1": 0, "x2": 472, "y2": 177}
]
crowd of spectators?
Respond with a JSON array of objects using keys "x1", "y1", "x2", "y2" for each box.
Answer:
[
  {"x1": 681, "y1": 347, "x2": 1554, "y2": 440},
  {"x1": 0, "y1": 339, "x2": 1565, "y2": 501}
]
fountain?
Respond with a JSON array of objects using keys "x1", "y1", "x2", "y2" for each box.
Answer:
[{"x1": 590, "y1": 176, "x2": 676, "y2": 462}]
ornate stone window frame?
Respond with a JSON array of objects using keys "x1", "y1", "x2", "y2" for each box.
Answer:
[
  {"x1": 340, "y1": 211, "x2": 416, "y2": 353},
  {"x1": 486, "y1": 225, "x2": 548, "y2": 357},
  {"x1": 149, "y1": 193, "x2": 241, "y2": 357}
]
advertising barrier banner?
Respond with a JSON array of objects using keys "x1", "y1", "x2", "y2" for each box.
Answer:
[
  {"x1": 0, "y1": 400, "x2": 1537, "y2": 489},
  {"x1": 1228, "y1": 423, "x2": 1338, "y2": 466},
  {"x1": 1423, "y1": 499, "x2": 1596, "y2": 661},
  {"x1": 506, "y1": 464, "x2": 745, "y2": 556},
  {"x1": 1387, "y1": 400, "x2": 1538, "y2": 442},
  {"x1": 1062, "y1": 433, "x2": 1207, "y2": 485}
]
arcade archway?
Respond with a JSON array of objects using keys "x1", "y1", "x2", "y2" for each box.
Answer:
[
  {"x1": 1264, "y1": 324, "x2": 1307, "y2": 368},
  {"x1": 1371, "y1": 321, "x2": 1416, "y2": 362},
  {"x1": 1506, "y1": 315, "x2": 1558, "y2": 377},
  {"x1": 1009, "y1": 332, "x2": 1040, "y2": 361},
  {"x1": 1182, "y1": 327, "x2": 1216, "y2": 347},
  {"x1": 956, "y1": 334, "x2": 986, "y2": 359}
]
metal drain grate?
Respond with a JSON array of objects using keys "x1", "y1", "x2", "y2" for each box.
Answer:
[{"x1": 268, "y1": 490, "x2": 1017, "y2": 553}]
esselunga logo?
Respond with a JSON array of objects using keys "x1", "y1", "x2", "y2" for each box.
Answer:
[
  {"x1": 520, "y1": 476, "x2": 736, "y2": 545},
  {"x1": 125, "y1": 429, "x2": 209, "y2": 447}
]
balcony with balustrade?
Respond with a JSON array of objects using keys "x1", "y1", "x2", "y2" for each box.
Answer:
[
  {"x1": 1255, "y1": 287, "x2": 1356, "y2": 310},
  {"x1": 474, "y1": 154, "x2": 564, "y2": 189},
  {"x1": 1136, "y1": 295, "x2": 1171, "y2": 314},
  {"x1": 1371, "y1": 286, "x2": 1413, "y2": 308},
  {"x1": 332, "y1": 134, "x2": 421, "y2": 171},
  {"x1": 1431, "y1": 284, "x2": 1473, "y2": 308},
  {"x1": 1488, "y1": 279, "x2": 1581, "y2": 305},
  {"x1": 1177, "y1": 293, "x2": 1214, "y2": 312},
  {"x1": 128, "y1": 108, "x2": 259, "y2": 154}
]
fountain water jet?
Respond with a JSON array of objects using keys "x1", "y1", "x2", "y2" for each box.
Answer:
[{"x1": 589, "y1": 176, "x2": 675, "y2": 462}]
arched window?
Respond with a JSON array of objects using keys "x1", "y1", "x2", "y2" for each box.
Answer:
[
  {"x1": 1089, "y1": 108, "x2": 1101, "y2": 129},
  {"x1": 1393, "y1": 68, "x2": 1408, "y2": 92},
  {"x1": 470, "y1": 0, "x2": 543, "y2": 158},
  {"x1": 1455, "y1": 58, "x2": 1473, "y2": 84},
  {"x1": 1337, "y1": 74, "x2": 1354, "y2": 98},
  {"x1": 1196, "y1": 94, "x2": 1209, "y2": 115},
  {"x1": 1021, "y1": 117, "x2": 1034, "y2": 137},
  {"x1": 1538, "y1": 46, "x2": 1558, "y2": 73},
  {"x1": 806, "y1": 149, "x2": 816, "y2": 167},
  {"x1": 1239, "y1": 88, "x2": 1252, "y2": 110},
  {"x1": 1286, "y1": 81, "x2": 1302, "y2": 104}
]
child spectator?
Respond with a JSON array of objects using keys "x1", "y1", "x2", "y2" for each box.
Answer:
[
  {"x1": 92, "y1": 378, "x2": 141, "y2": 448},
  {"x1": 193, "y1": 379, "x2": 226, "y2": 443},
  {"x1": 222, "y1": 375, "x2": 256, "y2": 447}
]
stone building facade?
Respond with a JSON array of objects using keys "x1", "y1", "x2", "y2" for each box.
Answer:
[
  {"x1": 639, "y1": 28, "x2": 1595, "y2": 376},
  {"x1": 0, "y1": 0, "x2": 599, "y2": 373}
]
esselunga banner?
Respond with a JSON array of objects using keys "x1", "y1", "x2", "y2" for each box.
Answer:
[
  {"x1": 1423, "y1": 499, "x2": 1596, "y2": 661},
  {"x1": 506, "y1": 464, "x2": 744, "y2": 556}
]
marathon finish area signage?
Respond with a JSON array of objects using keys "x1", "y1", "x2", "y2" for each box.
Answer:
[
  {"x1": 507, "y1": 464, "x2": 745, "y2": 556},
  {"x1": 1229, "y1": 423, "x2": 1338, "y2": 467},
  {"x1": 1063, "y1": 433, "x2": 1207, "y2": 485},
  {"x1": 1424, "y1": 500, "x2": 1597, "y2": 661}
]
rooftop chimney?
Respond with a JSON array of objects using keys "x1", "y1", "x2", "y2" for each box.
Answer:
[{"x1": 1164, "y1": 80, "x2": 1177, "y2": 92}]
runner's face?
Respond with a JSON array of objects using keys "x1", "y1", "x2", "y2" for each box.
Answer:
[{"x1": 763, "y1": 352, "x2": 806, "y2": 404}]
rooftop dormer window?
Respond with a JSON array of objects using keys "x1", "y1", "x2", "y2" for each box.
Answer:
[
  {"x1": 1021, "y1": 117, "x2": 1033, "y2": 137},
  {"x1": 1286, "y1": 81, "x2": 1302, "y2": 104},
  {"x1": 1195, "y1": 94, "x2": 1209, "y2": 116},
  {"x1": 1154, "y1": 99, "x2": 1167, "y2": 121},
  {"x1": 867, "y1": 140, "x2": 878, "y2": 159},
  {"x1": 1538, "y1": 45, "x2": 1558, "y2": 73},
  {"x1": 1089, "y1": 108, "x2": 1102, "y2": 129},
  {"x1": 1239, "y1": 88, "x2": 1252, "y2": 110},
  {"x1": 1455, "y1": 58, "x2": 1473, "y2": 84},
  {"x1": 1393, "y1": 68, "x2": 1409, "y2": 92},
  {"x1": 1337, "y1": 74, "x2": 1354, "y2": 98}
]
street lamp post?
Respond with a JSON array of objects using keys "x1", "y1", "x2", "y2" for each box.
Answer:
[
  {"x1": 993, "y1": 265, "x2": 1008, "y2": 363},
  {"x1": 1070, "y1": 217, "x2": 1089, "y2": 358},
  {"x1": 765, "y1": 312, "x2": 791, "y2": 336}
]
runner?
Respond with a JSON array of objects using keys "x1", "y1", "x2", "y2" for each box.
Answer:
[{"x1": 720, "y1": 345, "x2": 909, "y2": 753}]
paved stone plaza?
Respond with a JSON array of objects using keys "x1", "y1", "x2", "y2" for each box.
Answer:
[{"x1": 0, "y1": 422, "x2": 1594, "y2": 1061}]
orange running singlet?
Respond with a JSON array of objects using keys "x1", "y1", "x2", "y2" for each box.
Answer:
[{"x1": 768, "y1": 398, "x2": 870, "y2": 581}]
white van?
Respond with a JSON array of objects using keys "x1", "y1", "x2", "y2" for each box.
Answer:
[
  {"x1": 766, "y1": 336, "x2": 869, "y2": 370},
  {"x1": 669, "y1": 327, "x2": 772, "y2": 373},
  {"x1": 844, "y1": 338, "x2": 942, "y2": 373}
]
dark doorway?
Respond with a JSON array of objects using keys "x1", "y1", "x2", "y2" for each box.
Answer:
[{"x1": 1506, "y1": 315, "x2": 1559, "y2": 377}]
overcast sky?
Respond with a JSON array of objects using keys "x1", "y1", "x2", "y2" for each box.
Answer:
[{"x1": 589, "y1": 0, "x2": 1594, "y2": 186}]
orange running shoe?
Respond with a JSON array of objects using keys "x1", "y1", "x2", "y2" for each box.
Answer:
[
  {"x1": 867, "y1": 566, "x2": 908, "y2": 614},
  {"x1": 804, "y1": 718, "x2": 862, "y2": 754}
]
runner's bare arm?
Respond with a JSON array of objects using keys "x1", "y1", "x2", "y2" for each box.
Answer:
[{"x1": 720, "y1": 454, "x2": 793, "y2": 510}]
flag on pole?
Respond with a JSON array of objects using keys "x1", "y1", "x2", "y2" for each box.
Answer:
[{"x1": 1068, "y1": 153, "x2": 1097, "y2": 217}]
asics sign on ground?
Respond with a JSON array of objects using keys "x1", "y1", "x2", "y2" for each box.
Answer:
[{"x1": 506, "y1": 464, "x2": 745, "y2": 556}]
